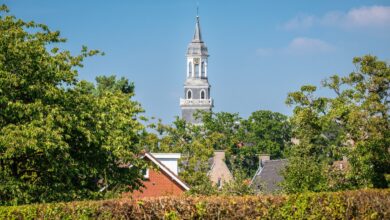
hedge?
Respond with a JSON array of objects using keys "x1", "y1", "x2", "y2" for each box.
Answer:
[{"x1": 0, "y1": 189, "x2": 389, "y2": 219}]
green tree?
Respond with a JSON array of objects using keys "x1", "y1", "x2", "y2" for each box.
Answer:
[
  {"x1": 95, "y1": 75, "x2": 135, "y2": 94},
  {"x1": 222, "y1": 110, "x2": 291, "y2": 178},
  {"x1": 244, "y1": 110, "x2": 291, "y2": 158},
  {"x1": 282, "y1": 85, "x2": 336, "y2": 193},
  {"x1": 282, "y1": 55, "x2": 390, "y2": 193},
  {"x1": 0, "y1": 6, "x2": 145, "y2": 205},
  {"x1": 281, "y1": 156, "x2": 328, "y2": 193},
  {"x1": 221, "y1": 170, "x2": 254, "y2": 196},
  {"x1": 199, "y1": 111, "x2": 242, "y2": 150}
]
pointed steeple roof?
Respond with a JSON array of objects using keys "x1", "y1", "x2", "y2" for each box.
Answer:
[
  {"x1": 187, "y1": 15, "x2": 208, "y2": 57},
  {"x1": 192, "y1": 16, "x2": 203, "y2": 43}
]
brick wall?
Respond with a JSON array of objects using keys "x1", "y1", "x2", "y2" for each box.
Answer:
[{"x1": 129, "y1": 168, "x2": 186, "y2": 199}]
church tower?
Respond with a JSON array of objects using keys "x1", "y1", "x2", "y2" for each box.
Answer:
[{"x1": 180, "y1": 16, "x2": 213, "y2": 124}]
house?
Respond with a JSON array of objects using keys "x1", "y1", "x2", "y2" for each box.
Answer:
[
  {"x1": 208, "y1": 150, "x2": 233, "y2": 188},
  {"x1": 129, "y1": 152, "x2": 190, "y2": 198},
  {"x1": 250, "y1": 155, "x2": 288, "y2": 194}
]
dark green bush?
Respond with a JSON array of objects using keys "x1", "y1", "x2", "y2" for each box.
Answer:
[{"x1": 0, "y1": 189, "x2": 388, "y2": 219}]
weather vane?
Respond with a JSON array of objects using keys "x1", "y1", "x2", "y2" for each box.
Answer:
[{"x1": 196, "y1": 2, "x2": 199, "y2": 17}]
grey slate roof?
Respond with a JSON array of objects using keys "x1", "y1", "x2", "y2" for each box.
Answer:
[{"x1": 250, "y1": 159, "x2": 288, "y2": 194}]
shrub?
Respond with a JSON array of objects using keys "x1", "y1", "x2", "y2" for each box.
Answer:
[{"x1": 0, "y1": 189, "x2": 388, "y2": 219}]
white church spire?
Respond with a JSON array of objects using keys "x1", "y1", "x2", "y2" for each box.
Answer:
[{"x1": 180, "y1": 13, "x2": 213, "y2": 124}]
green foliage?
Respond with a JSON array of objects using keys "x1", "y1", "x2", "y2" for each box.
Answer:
[
  {"x1": 164, "y1": 210, "x2": 179, "y2": 220},
  {"x1": 95, "y1": 75, "x2": 135, "y2": 94},
  {"x1": 142, "y1": 109, "x2": 291, "y2": 194},
  {"x1": 200, "y1": 111, "x2": 242, "y2": 150},
  {"x1": 142, "y1": 110, "x2": 291, "y2": 193},
  {"x1": 0, "y1": 6, "x2": 145, "y2": 205},
  {"x1": 200, "y1": 110, "x2": 291, "y2": 157},
  {"x1": 0, "y1": 189, "x2": 388, "y2": 219},
  {"x1": 225, "y1": 144, "x2": 259, "y2": 178},
  {"x1": 283, "y1": 55, "x2": 390, "y2": 192},
  {"x1": 226, "y1": 110, "x2": 291, "y2": 177},
  {"x1": 243, "y1": 110, "x2": 291, "y2": 158},
  {"x1": 281, "y1": 156, "x2": 327, "y2": 193},
  {"x1": 220, "y1": 170, "x2": 254, "y2": 196}
]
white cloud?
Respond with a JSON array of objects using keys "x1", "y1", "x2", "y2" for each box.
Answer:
[
  {"x1": 286, "y1": 37, "x2": 334, "y2": 54},
  {"x1": 283, "y1": 15, "x2": 316, "y2": 30},
  {"x1": 257, "y1": 37, "x2": 334, "y2": 57},
  {"x1": 344, "y1": 6, "x2": 390, "y2": 27},
  {"x1": 282, "y1": 5, "x2": 390, "y2": 30}
]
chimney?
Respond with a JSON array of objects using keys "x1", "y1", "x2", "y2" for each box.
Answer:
[{"x1": 258, "y1": 154, "x2": 270, "y2": 167}]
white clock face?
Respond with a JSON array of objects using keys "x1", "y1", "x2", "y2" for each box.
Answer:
[{"x1": 193, "y1": 58, "x2": 200, "y2": 64}]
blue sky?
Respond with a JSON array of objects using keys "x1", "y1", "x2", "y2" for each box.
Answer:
[{"x1": 5, "y1": 0, "x2": 390, "y2": 123}]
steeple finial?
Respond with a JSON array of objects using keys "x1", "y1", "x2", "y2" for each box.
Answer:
[{"x1": 196, "y1": 2, "x2": 199, "y2": 17}]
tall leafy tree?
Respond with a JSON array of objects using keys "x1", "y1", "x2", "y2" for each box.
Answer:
[
  {"x1": 221, "y1": 110, "x2": 291, "y2": 178},
  {"x1": 0, "y1": 6, "x2": 145, "y2": 205},
  {"x1": 200, "y1": 111, "x2": 242, "y2": 150},
  {"x1": 282, "y1": 55, "x2": 390, "y2": 193},
  {"x1": 243, "y1": 110, "x2": 291, "y2": 158}
]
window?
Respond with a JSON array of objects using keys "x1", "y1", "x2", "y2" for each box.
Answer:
[
  {"x1": 187, "y1": 90, "x2": 192, "y2": 99},
  {"x1": 195, "y1": 63, "x2": 199, "y2": 77},
  {"x1": 201, "y1": 61, "x2": 205, "y2": 77},
  {"x1": 142, "y1": 168, "x2": 149, "y2": 179},
  {"x1": 200, "y1": 90, "x2": 205, "y2": 99}
]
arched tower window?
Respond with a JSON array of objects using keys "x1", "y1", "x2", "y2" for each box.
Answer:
[
  {"x1": 201, "y1": 61, "x2": 205, "y2": 77},
  {"x1": 187, "y1": 90, "x2": 192, "y2": 99},
  {"x1": 195, "y1": 63, "x2": 199, "y2": 77},
  {"x1": 200, "y1": 90, "x2": 205, "y2": 99},
  {"x1": 188, "y1": 62, "x2": 192, "y2": 76}
]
